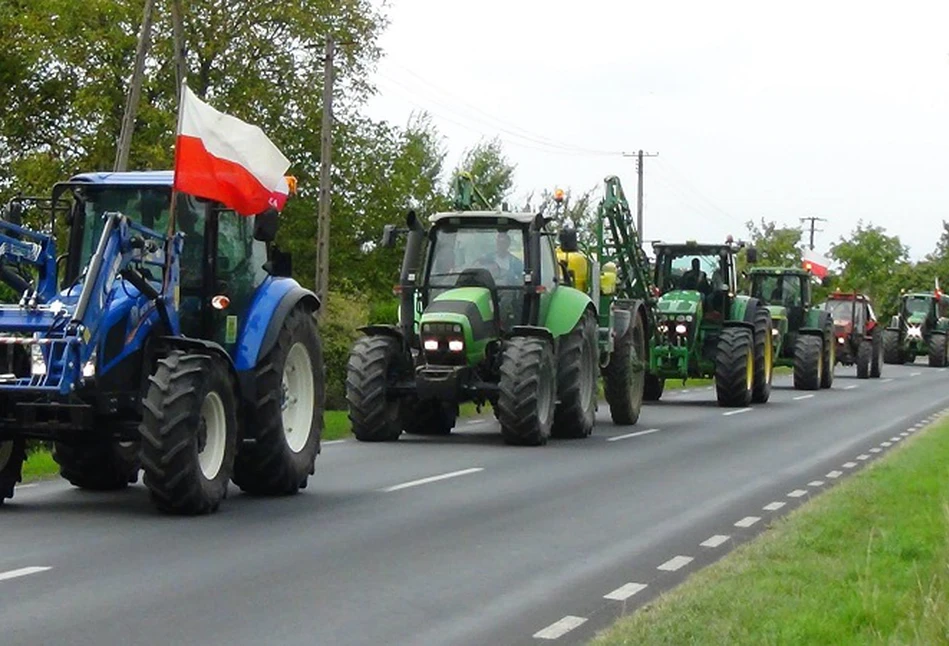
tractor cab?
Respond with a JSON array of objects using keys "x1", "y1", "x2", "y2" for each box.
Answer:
[
  {"x1": 652, "y1": 241, "x2": 739, "y2": 325},
  {"x1": 749, "y1": 268, "x2": 811, "y2": 333}
]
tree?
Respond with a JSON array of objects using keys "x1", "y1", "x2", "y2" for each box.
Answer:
[
  {"x1": 538, "y1": 187, "x2": 599, "y2": 253},
  {"x1": 830, "y1": 222, "x2": 909, "y2": 315},
  {"x1": 450, "y1": 138, "x2": 515, "y2": 208},
  {"x1": 744, "y1": 219, "x2": 803, "y2": 267}
]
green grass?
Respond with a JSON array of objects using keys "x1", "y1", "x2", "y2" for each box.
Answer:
[
  {"x1": 22, "y1": 448, "x2": 59, "y2": 482},
  {"x1": 591, "y1": 419, "x2": 949, "y2": 646}
]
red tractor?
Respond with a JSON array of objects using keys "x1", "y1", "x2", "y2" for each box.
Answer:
[{"x1": 822, "y1": 291, "x2": 882, "y2": 379}]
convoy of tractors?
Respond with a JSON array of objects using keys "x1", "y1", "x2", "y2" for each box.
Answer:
[{"x1": 0, "y1": 170, "x2": 941, "y2": 514}]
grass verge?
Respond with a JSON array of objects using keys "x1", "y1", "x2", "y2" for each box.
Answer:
[
  {"x1": 591, "y1": 418, "x2": 949, "y2": 646},
  {"x1": 22, "y1": 448, "x2": 59, "y2": 483}
]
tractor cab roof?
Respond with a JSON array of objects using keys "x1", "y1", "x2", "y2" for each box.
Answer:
[
  {"x1": 825, "y1": 291, "x2": 871, "y2": 302},
  {"x1": 748, "y1": 266, "x2": 811, "y2": 276},
  {"x1": 68, "y1": 171, "x2": 174, "y2": 186},
  {"x1": 428, "y1": 211, "x2": 540, "y2": 226},
  {"x1": 903, "y1": 291, "x2": 937, "y2": 299},
  {"x1": 652, "y1": 241, "x2": 742, "y2": 255}
]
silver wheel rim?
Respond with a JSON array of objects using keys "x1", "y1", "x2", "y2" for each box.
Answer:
[
  {"x1": 198, "y1": 392, "x2": 227, "y2": 480},
  {"x1": 282, "y1": 343, "x2": 315, "y2": 454}
]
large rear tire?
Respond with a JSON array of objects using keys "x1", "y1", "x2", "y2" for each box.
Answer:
[
  {"x1": 715, "y1": 327, "x2": 754, "y2": 407},
  {"x1": 883, "y1": 329, "x2": 901, "y2": 364},
  {"x1": 751, "y1": 307, "x2": 774, "y2": 403},
  {"x1": 0, "y1": 439, "x2": 25, "y2": 504},
  {"x1": 870, "y1": 328, "x2": 883, "y2": 378},
  {"x1": 820, "y1": 321, "x2": 835, "y2": 389},
  {"x1": 553, "y1": 310, "x2": 598, "y2": 438},
  {"x1": 856, "y1": 339, "x2": 872, "y2": 379},
  {"x1": 604, "y1": 311, "x2": 646, "y2": 424},
  {"x1": 346, "y1": 336, "x2": 406, "y2": 442},
  {"x1": 141, "y1": 352, "x2": 239, "y2": 515},
  {"x1": 794, "y1": 335, "x2": 823, "y2": 390},
  {"x1": 498, "y1": 336, "x2": 556, "y2": 446},
  {"x1": 233, "y1": 307, "x2": 324, "y2": 495},
  {"x1": 53, "y1": 440, "x2": 140, "y2": 491},
  {"x1": 928, "y1": 333, "x2": 948, "y2": 368}
]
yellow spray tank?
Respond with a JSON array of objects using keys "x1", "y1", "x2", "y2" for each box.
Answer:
[{"x1": 556, "y1": 246, "x2": 590, "y2": 292}]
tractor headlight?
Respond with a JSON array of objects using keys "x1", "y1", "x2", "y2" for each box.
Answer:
[
  {"x1": 837, "y1": 337, "x2": 845, "y2": 344},
  {"x1": 423, "y1": 338, "x2": 439, "y2": 351},
  {"x1": 685, "y1": 315, "x2": 693, "y2": 322},
  {"x1": 772, "y1": 328, "x2": 780, "y2": 337},
  {"x1": 82, "y1": 349, "x2": 97, "y2": 379},
  {"x1": 676, "y1": 315, "x2": 685, "y2": 322},
  {"x1": 675, "y1": 323, "x2": 688, "y2": 335},
  {"x1": 658, "y1": 324, "x2": 668, "y2": 334},
  {"x1": 448, "y1": 339, "x2": 464, "y2": 353},
  {"x1": 30, "y1": 337, "x2": 46, "y2": 376}
]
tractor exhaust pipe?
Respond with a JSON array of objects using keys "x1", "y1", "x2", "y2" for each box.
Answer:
[{"x1": 399, "y1": 210, "x2": 426, "y2": 349}]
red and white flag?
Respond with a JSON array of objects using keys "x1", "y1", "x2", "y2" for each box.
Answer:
[
  {"x1": 802, "y1": 249, "x2": 830, "y2": 279},
  {"x1": 173, "y1": 84, "x2": 291, "y2": 216}
]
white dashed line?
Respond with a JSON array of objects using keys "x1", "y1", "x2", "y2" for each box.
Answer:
[
  {"x1": 381, "y1": 467, "x2": 484, "y2": 492},
  {"x1": 604, "y1": 582, "x2": 648, "y2": 601},
  {"x1": 900, "y1": 432, "x2": 909, "y2": 437},
  {"x1": 788, "y1": 489, "x2": 808, "y2": 498},
  {"x1": 826, "y1": 471, "x2": 843, "y2": 479},
  {"x1": 607, "y1": 428, "x2": 660, "y2": 442},
  {"x1": 14, "y1": 483, "x2": 37, "y2": 490},
  {"x1": 857, "y1": 454, "x2": 870, "y2": 461},
  {"x1": 843, "y1": 462, "x2": 858, "y2": 468},
  {"x1": 322, "y1": 439, "x2": 347, "y2": 446},
  {"x1": 880, "y1": 378, "x2": 893, "y2": 383},
  {"x1": 910, "y1": 372, "x2": 922, "y2": 377},
  {"x1": 763, "y1": 501, "x2": 786, "y2": 511},
  {"x1": 0, "y1": 566, "x2": 52, "y2": 582},
  {"x1": 793, "y1": 394, "x2": 814, "y2": 401},
  {"x1": 844, "y1": 385, "x2": 858, "y2": 390},
  {"x1": 870, "y1": 448, "x2": 882, "y2": 453},
  {"x1": 734, "y1": 516, "x2": 760, "y2": 528},
  {"x1": 881, "y1": 441, "x2": 892, "y2": 447},
  {"x1": 723, "y1": 408, "x2": 752, "y2": 416},
  {"x1": 657, "y1": 556, "x2": 694, "y2": 571},
  {"x1": 534, "y1": 616, "x2": 588, "y2": 640},
  {"x1": 891, "y1": 437, "x2": 902, "y2": 442},
  {"x1": 700, "y1": 535, "x2": 730, "y2": 548},
  {"x1": 808, "y1": 480, "x2": 825, "y2": 487}
]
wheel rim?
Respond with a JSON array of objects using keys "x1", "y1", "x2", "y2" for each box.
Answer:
[
  {"x1": 816, "y1": 347, "x2": 823, "y2": 382},
  {"x1": 537, "y1": 361, "x2": 554, "y2": 423},
  {"x1": 745, "y1": 348, "x2": 753, "y2": 391},
  {"x1": 764, "y1": 327, "x2": 773, "y2": 382},
  {"x1": 630, "y1": 322, "x2": 646, "y2": 399},
  {"x1": 281, "y1": 342, "x2": 315, "y2": 453},
  {"x1": 198, "y1": 391, "x2": 227, "y2": 480},
  {"x1": 0, "y1": 441, "x2": 12, "y2": 471}
]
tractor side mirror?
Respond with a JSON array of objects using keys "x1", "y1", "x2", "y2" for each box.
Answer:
[
  {"x1": 821, "y1": 276, "x2": 831, "y2": 287},
  {"x1": 266, "y1": 246, "x2": 293, "y2": 277},
  {"x1": 1, "y1": 201, "x2": 23, "y2": 227},
  {"x1": 253, "y1": 208, "x2": 280, "y2": 242},
  {"x1": 382, "y1": 224, "x2": 398, "y2": 248},
  {"x1": 746, "y1": 246, "x2": 758, "y2": 264}
]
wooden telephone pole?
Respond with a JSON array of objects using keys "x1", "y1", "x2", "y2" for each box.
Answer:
[
  {"x1": 622, "y1": 150, "x2": 659, "y2": 237},
  {"x1": 314, "y1": 36, "x2": 335, "y2": 310},
  {"x1": 114, "y1": 0, "x2": 156, "y2": 172}
]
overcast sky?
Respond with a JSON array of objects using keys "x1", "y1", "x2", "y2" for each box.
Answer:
[{"x1": 364, "y1": 1, "x2": 949, "y2": 260}]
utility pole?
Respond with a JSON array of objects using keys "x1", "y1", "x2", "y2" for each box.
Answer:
[
  {"x1": 314, "y1": 36, "x2": 335, "y2": 310},
  {"x1": 170, "y1": 0, "x2": 187, "y2": 105},
  {"x1": 114, "y1": 0, "x2": 156, "y2": 172},
  {"x1": 800, "y1": 216, "x2": 827, "y2": 250},
  {"x1": 622, "y1": 150, "x2": 659, "y2": 237}
]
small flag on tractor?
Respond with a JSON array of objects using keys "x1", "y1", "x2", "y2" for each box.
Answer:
[
  {"x1": 802, "y1": 249, "x2": 830, "y2": 279},
  {"x1": 173, "y1": 84, "x2": 292, "y2": 216}
]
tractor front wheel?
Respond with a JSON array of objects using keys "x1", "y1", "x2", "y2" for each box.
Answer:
[
  {"x1": 794, "y1": 335, "x2": 823, "y2": 390},
  {"x1": 142, "y1": 352, "x2": 239, "y2": 515},
  {"x1": 882, "y1": 329, "x2": 901, "y2": 364},
  {"x1": 0, "y1": 439, "x2": 25, "y2": 504},
  {"x1": 751, "y1": 307, "x2": 774, "y2": 403},
  {"x1": 856, "y1": 339, "x2": 872, "y2": 379},
  {"x1": 553, "y1": 310, "x2": 598, "y2": 438},
  {"x1": 820, "y1": 324, "x2": 835, "y2": 389},
  {"x1": 233, "y1": 306, "x2": 325, "y2": 495},
  {"x1": 53, "y1": 440, "x2": 140, "y2": 491},
  {"x1": 346, "y1": 336, "x2": 407, "y2": 442},
  {"x1": 604, "y1": 311, "x2": 647, "y2": 423},
  {"x1": 870, "y1": 328, "x2": 883, "y2": 378},
  {"x1": 715, "y1": 327, "x2": 754, "y2": 407},
  {"x1": 928, "y1": 333, "x2": 948, "y2": 368},
  {"x1": 497, "y1": 336, "x2": 556, "y2": 446}
]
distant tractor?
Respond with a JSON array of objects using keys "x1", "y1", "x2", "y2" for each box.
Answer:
[
  {"x1": 747, "y1": 267, "x2": 836, "y2": 390},
  {"x1": 883, "y1": 289, "x2": 949, "y2": 367},
  {"x1": 822, "y1": 291, "x2": 882, "y2": 379},
  {"x1": 648, "y1": 239, "x2": 775, "y2": 407}
]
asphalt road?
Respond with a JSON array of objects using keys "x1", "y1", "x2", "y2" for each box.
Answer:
[{"x1": 3, "y1": 361, "x2": 948, "y2": 646}]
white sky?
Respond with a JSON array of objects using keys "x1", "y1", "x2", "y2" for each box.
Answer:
[{"x1": 364, "y1": 0, "x2": 949, "y2": 260}]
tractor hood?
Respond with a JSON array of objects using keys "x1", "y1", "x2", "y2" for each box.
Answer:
[
  {"x1": 418, "y1": 287, "x2": 497, "y2": 365},
  {"x1": 656, "y1": 290, "x2": 702, "y2": 317}
]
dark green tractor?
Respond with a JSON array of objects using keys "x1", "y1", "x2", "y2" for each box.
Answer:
[
  {"x1": 647, "y1": 239, "x2": 774, "y2": 407},
  {"x1": 747, "y1": 267, "x2": 836, "y2": 390},
  {"x1": 883, "y1": 290, "x2": 949, "y2": 367},
  {"x1": 345, "y1": 208, "x2": 644, "y2": 446}
]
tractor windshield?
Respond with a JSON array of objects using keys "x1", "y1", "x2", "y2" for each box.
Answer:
[
  {"x1": 655, "y1": 251, "x2": 724, "y2": 294},
  {"x1": 752, "y1": 274, "x2": 803, "y2": 308},
  {"x1": 823, "y1": 300, "x2": 853, "y2": 322},
  {"x1": 77, "y1": 186, "x2": 173, "y2": 268},
  {"x1": 904, "y1": 297, "x2": 930, "y2": 315},
  {"x1": 426, "y1": 226, "x2": 525, "y2": 289}
]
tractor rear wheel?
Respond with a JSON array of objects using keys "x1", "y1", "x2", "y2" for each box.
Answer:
[
  {"x1": 53, "y1": 440, "x2": 140, "y2": 491},
  {"x1": 604, "y1": 311, "x2": 647, "y2": 424},
  {"x1": 794, "y1": 335, "x2": 823, "y2": 390},
  {"x1": 751, "y1": 307, "x2": 774, "y2": 403},
  {"x1": 404, "y1": 399, "x2": 455, "y2": 435},
  {"x1": 870, "y1": 329, "x2": 883, "y2": 378},
  {"x1": 715, "y1": 327, "x2": 754, "y2": 407},
  {"x1": 928, "y1": 333, "x2": 948, "y2": 368},
  {"x1": 820, "y1": 322, "x2": 835, "y2": 389},
  {"x1": 0, "y1": 439, "x2": 25, "y2": 504},
  {"x1": 142, "y1": 352, "x2": 239, "y2": 515},
  {"x1": 643, "y1": 375, "x2": 665, "y2": 402},
  {"x1": 553, "y1": 310, "x2": 598, "y2": 438},
  {"x1": 498, "y1": 336, "x2": 556, "y2": 446},
  {"x1": 856, "y1": 339, "x2": 872, "y2": 379},
  {"x1": 233, "y1": 306, "x2": 324, "y2": 495},
  {"x1": 346, "y1": 336, "x2": 406, "y2": 442},
  {"x1": 883, "y1": 329, "x2": 901, "y2": 364}
]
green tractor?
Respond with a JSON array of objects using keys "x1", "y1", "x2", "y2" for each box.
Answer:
[
  {"x1": 345, "y1": 198, "x2": 648, "y2": 446},
  {"x1": 747, "y1": 267, "x2": 836, "y2": 390},
  {"x1": 647, "y1": 239, "x2": 775, "y2": 406},
  {"x1": 883, "y1": 289, "x2": 949, "y2": 366}
]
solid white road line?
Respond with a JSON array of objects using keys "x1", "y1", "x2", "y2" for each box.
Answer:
[
  {"x1": 793, "y1": 394, "x2": 814, "y2": 401},
  {"x1": 826, "y1": 470, "x2": 843, "y2": 478},
  {"x1": 808, "y1": 480, "x2": 825, "y2": 487},
  {"x1": 607, "y1": 428, "x2": 660, "y2": 442},
  {"x1": 734, "y1": 516, "x2": 760, "y2": 528},
  {"x1": 763, "y1": 501, "x2": 786, "y2": 511},
  {"x1": 604, "y1": 582, "x2": 648, "y2": 601},
  {"x1": 700, "y1": 535, "x2": 730, "y2": 548},
  {"x1": 788, "y1": 489, "x2": 808, "y2": 498},
  {"x1": 842, "y1": 462, "x2": 858, "y2": 469},
  {"x1": 533, "y1": 616, "x2": 587, "y2": 640},
  {"x1": 723, "y1": 408, "x2": 752, "y2": 416},
  {"x1": 0, "y1": 566, "x2": 52, "y2": 582},
  {"x1": 381, "y1": 468, "x2": 484, "y2": 493},
  {"x1": 657, "y1": 556, "x2": 694, "y2": 571}
]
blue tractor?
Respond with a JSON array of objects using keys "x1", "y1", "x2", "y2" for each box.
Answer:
[{"x1": 0, "y1": 171, "x2": 324, "y2": 514}]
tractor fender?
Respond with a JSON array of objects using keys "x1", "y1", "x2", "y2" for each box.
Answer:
[
  {"x1": 542, "y1": 287, "x2": 593, "y2": 338},
  {"x1": 511, "y1": 325, "x2": 556, "y2": 349},
  {"x1": 723, "y1": 319, "x2": 754, "y2": 332},
  {"x1": 234, "y1": 277, "x2": 320, "y2": 373},
  {"x1": 156, "y1": 336, "x2": 240, "y2": 392},
  {"x1": 357, "y1": 324, "x2": 403, "y2": 341},
  {"x1": 610, "y1": 298, "x2": 645, "y2": 341},
  {"x1": 798, "y1": 327, "x2": 824, "y2": 338},
  {"x1": 729, "y1": 295, "x2": 757, "y2": 323}
]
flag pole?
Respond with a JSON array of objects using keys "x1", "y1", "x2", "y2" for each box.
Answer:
[{"x1": 168, "y1": 80, "x2": 187, "y2": 238}]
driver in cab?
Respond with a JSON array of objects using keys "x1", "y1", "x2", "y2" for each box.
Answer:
[
  {"x1": 679, "y1": 257, "x2": 710, "y2": 293},
  {"x1": 478, "y1": 231, "x2": 523, "y2": 285}
]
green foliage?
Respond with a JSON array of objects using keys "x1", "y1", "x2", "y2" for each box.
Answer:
[
  {"x1": 319, "y1": 292, "x2": 368, "y2": 410},
  {"x1": 451, "y1": 138, "x2": 515, "y2": 209},
  {"x1": 745, "y1": 218, "x2": 803, "y2": 267},
  {"x1": 540, "y1": 187, "x2": 598, "y2": 254},
  {"x1": 830, "y1": 222, "x2": 910, "y2": 316},
  {"x1": 368, "y1": 298, "x2": 399, "y2": 325}
]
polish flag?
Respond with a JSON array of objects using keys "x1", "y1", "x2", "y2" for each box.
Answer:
[
  {"x1": 173, "y1": 84, "x2": 291, "y2": 216},
  {"x1": 802, "y1": 249, "x2": 830, "y2": 279}
]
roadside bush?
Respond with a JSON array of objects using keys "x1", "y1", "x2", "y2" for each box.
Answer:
[
  {"x1": 319, "y1": 291, "x2": 368, "y2": 410},
  {"x1": 368, "y1": 297, "x2": 399, "y2": 325}
]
